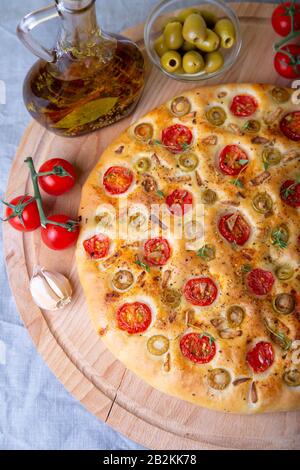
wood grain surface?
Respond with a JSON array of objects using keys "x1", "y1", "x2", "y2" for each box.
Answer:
[{"x1": 3, "y1": 3, "x2": 299, "y2": 450}]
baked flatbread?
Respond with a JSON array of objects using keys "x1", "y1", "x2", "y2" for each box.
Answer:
[{"x1": 76, "y1": 84, "x2": 300, "y2": 413}]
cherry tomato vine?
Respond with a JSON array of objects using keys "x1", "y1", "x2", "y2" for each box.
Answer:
[
  {"x1": 1, "y1": 157, "x2": 79, "y2": 250},
  {"x1": 272, "y1": 1, "x2": 300, "y2": 78}
]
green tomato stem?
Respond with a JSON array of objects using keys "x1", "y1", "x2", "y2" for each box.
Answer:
[{"x1": 25, "y1": 157, "x2": 78, "y2": 232}]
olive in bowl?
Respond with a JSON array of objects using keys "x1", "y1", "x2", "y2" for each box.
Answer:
[{"x1": 145, "y1": 0, "x2": 241, "y2": 81}]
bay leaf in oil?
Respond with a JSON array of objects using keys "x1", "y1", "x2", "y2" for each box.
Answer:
[{"x1": 53, "y1": 97, "x2": 118, "y2": 129}]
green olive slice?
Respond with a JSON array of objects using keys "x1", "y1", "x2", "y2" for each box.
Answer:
[
  {"x1": 252, "y1": 192, "x2": 273, "y2": 214},
  {"x1": 178, "y1": 152, "x2": 199, "y2": 172},
  {"x1": 242, "y1": 120, "x2": 261, "y2": 134},
  {"x1": 226, "y1": 305, "x2": 245, "y2": 327},
  {"x1": 272, "y1": 293, "x2": 295, "y2": 314},
  {"x1": 112, "y1": 270, "x2": 134, "y2": 291},
  {"x1": 208, "y1": 368, "x2": 231, "y2": 390},
  {"x1": 197, "y1": 244, "x2": 216, "y2": 261},
  {"x1": 276, "y1": 264, "x2": 294, "y2": 280},
  {"x1": 147, "y1": 335, "x2": 169, "y2": 356},
  {"x1": 201, "y1": 188, "x2": 217, "y2": 204},
  {"x1": 205, "y1": 106, "x2": 226, "y2": 126},
  {"x1": 271, "y1": 224, "x2": 289, "y2": 247},
  {"x1": 283, "y1": 369, "x2": 300, "y2": 387},
  {"x1": 271, "y1": 87, "x2": 290, "y2": 104},
  {"x1": 134, "y1": 123, "x2": 154, "y2": 142},
  {"x1": 134, "y1": 157, "x2": 151, "y2": 173},
  {"x1": 170, "y1": 96, "x2": 191, "y2": 117},
  {"x1": 161, "y1": 288, "x2": 181, "y2": 308},
  {"x1": 262, "y1": 148, "x2": 282, "y2": 167}
]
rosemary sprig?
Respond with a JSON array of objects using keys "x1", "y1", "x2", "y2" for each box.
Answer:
[
  {"x1": 134, "y1": 258, "x2": 150, "y2": 273},
  {"x1": 271, "y1": 229, "x2": 287, "y2": 249}
]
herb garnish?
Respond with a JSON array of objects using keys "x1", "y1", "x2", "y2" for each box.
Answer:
[
  {"x1": 156, "y1": 189, "x2": 165, "y2": 198},
  {"x1": 229, "y1": 178, "x2": 244, "y2": 188},
  {"x1": 241, "y1": 264, "x2": 252, "y2": 273},
  {"x1": 271, "y1": 229, "x2": 287, "y2": 249},
  {"x1": 134, "y1": 258, "x2": 150, "y2": 273}
]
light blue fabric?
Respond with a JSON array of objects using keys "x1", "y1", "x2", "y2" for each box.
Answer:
[{"x1": 0, "y1": 0, "x2": 274, "y2": 450}]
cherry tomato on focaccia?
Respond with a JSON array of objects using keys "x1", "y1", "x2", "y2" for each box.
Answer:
[
  {"x1": 230, "y1": 95, "x2": 258, "y2": 117},
  {"x1": 83, "y1": 234, "x2": 110, "y2": 259},
  {"x1": 161, "y1": 124, "x2": 193, "y2": 153},
  {"x1": 218, "y1": 212, "x2": 251, "y2": 246},
  {"x1": 280, "y1": 111, "x2": 300, "y2": 141},
  {"x1": 180, "y1": 333, "x2": 216, "y2": 364},
  {"x1": 272, "y1": 3, "x2": 300, "y2": 37},
  {"x1": 219, "y1": 145, "x2": 249, "y2": 176},
  {"x1": 103, "y1": 166, "x2": 133, "y2": 195},
  {"x1": 246, "y1": 341, "x2": 275, "y2": 373},
  {"x1": 280, "y1": 179, "x2": 300, "y2": 207},
  {"x1": 38, "y1": 158, "x2": 76, "y2": 196},
  {"x1": 166, "y1": 188, "x2": 193, "y2": 215},
  {"x1": 144, "y1": 237, "x2": 171, "y2": 266},
  {"x1": 246, "y1": 268, "x2": 275, "y2": 296},
  {"x1": 4, "y1": 195, "x2": 40, "y2": 232},
  {"x1": 116, "y1": 302, "x2": 152, "y2": 334},
  {"x1": 274, "y1": 45, "x2": 300, "y2": 79},
  {"x1": 184, "y1": 277, "x2": 218, "y2": 307},
  {"x1": 41, "y1": 214, "x2": 80, "y2": 250}
]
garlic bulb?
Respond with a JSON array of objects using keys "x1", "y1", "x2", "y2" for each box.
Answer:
[{"x1": 30, "y1": 266, "x2": 72, "y2": 310}]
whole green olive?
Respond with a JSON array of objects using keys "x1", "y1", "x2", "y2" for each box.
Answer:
[
  {"x1": 182, "y1": 13, "x2": 207, "y2": 44},
  {"x1": 163, "y1": 21, "x2": 184, "y2": 50},
  {"x1": 160, "y1": 50, "x2": 182, "y2": 73},
  {"x1": 182, "y1": 40, "x2": 196, "y2": 52},
  {"x1": 214, "y1": 18, "x2": 236, "y2": 49},
  {"x1": 195, "y1": 28, "x2": 220, "y2": 52},
  {"x1": 182, "y1": 50, "x2": 205, "y2": 74},
  {"x1": 200, "y1": 10, "x2": 217, "y2": 28},
  {"x1": 154, "y1": 34, "x2": 168, "y2": 57},
  {"x1": 204, "y1": 51, "x2": 224, "y2": 73},
  {"x1": 178, "y1": 7, "x2": 200, "y2": 23}
]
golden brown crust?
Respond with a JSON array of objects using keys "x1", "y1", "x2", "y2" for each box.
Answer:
[{"x1": 76, "y1": 84, "x2": 300, "y2": 413}]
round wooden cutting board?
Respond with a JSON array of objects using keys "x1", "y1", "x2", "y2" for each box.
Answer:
[{"x1": 3, "y1": 3, "x2": 300, "y2": 450}]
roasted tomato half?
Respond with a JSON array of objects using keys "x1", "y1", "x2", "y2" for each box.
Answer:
[{"x1": 180, "y1": 333, "x2": 216, "y2": 364}]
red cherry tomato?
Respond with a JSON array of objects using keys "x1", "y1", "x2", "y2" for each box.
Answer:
[
  {"x1": 274, "y1": 45, "x2": 300, "y2": 79},
  {"x1": 4, "y1": 195, "x2": 40, "y2": 232},
  {"x1": 246, "y1": 268, "x2": 275, "y2": 296},
  {"x1": 184, "y1": 277, "x2": 218, "y2": 306},
  {"x1": 41, "y1": 214, "x2": 79, "y2": 250},
  {"x1": 161, "y1": 124, "x2": 193, "y2": 153},
  {"x1": 230, "y1": 95, "x2": 258, "y2": 117},
  {"x1": 83, "y1": 234, "x2": 110, "y2": 259},
  {"x1": 38, "y1": 158, "x2": 76, "y2": 196},
  {"x1": 280, "y1": 111, "x2": 300, "y2": 141},
  {"x1": 280, "y1": 179, "x2": 300, "y2": 207},
  {"x1": 218, "y1": 212, "x2": 251, "y2": 246},
  {"x1": 103, "y1": 166, "x2": 133, "y2": 195},
  {"x1": 166, "y1": 189, "x2": 193, "y2": 215},
  {"x1": 144, "y1": 237, "x2": 171, "y2": 266},
  {"x1": 246, "y1": 341, "x2": 275, "y2": 373},
  {"x1": 180, "y1": 333, "x2": 216, "y2": 364},
  {"x1": 116, "y1": 302, "x2": 152, "y2": 334},
  {"x1": 272, "y1": 2, "x2": 300, "y2": 37},
  {"x1": 219, "y1": 145, "x2": 249, "y2": 176}
]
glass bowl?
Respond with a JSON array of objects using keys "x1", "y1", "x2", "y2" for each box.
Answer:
[{"x1": 144, "y1": 0, "x2": 242, "y2": 82}]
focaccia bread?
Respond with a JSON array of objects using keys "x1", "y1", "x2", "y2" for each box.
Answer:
[{"x1": 76, "y1": 84, "x2": 300, "y2": 413}]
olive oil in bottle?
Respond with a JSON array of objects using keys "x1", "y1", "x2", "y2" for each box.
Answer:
[{"x1": 18, "y1": 0, "x2": 145, "y2": 136}]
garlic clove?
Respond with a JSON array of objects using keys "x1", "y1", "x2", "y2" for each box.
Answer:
[{"x1": 30, "y1": 266, "x2": 72, "y2": 311}]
